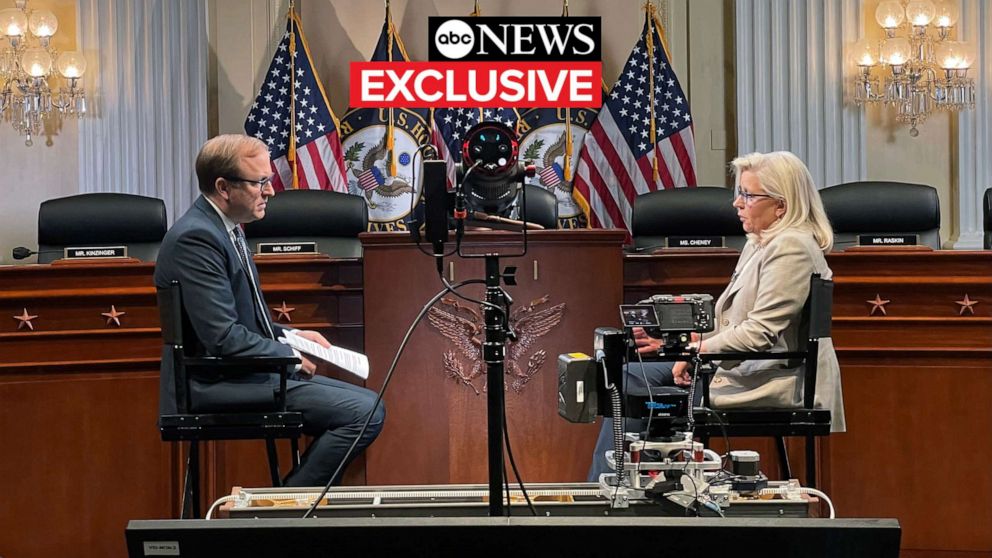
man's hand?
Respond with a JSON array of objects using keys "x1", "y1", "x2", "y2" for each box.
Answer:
[
  {"x1": 296, "y1": 329, "x2": 332, "y2": 348},
  {"x1": 295, "y1": 330, "x2": 332, "y2": 377},
  {"x1": 631, "y1": 327, "x2": 663, "y2": 354},
  {"x1": 300, "y1": 355, "x2": 318, "y2": 378}
]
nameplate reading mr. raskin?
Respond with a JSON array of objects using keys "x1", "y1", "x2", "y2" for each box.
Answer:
[
  {"x1": 666, "y1": 236, "x2": 725, "y2": 249},
  {"x1": 257, "y1": 242, "x2": 318, "y2": 255},
  {"x1": 64, "y1": 246, "x2": 128, "y2": 259},
  {"x1": 857, "y1": 234, "x2": 918, "y2": 247}
]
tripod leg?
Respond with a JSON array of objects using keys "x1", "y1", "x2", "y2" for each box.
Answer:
[{"x1": 776, "y1": 436, "x2": 792, "y2": 480}]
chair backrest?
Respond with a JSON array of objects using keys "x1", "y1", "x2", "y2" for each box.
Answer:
[
  {"x1": 517, "y1": 185, "x2": 558, "y2": 229},
  {"x1": 156, "y1": 281, "x2": 195, "y2": 413},
  {"x1": 821, "y1": 181, "x2": 940, "y2": 249},
  {"x1": 243, "y1": 189, "x2": 368, "y2": 258},
  {"x1": 799, "y1": 274, "x2": 833, "y2": 408},
  {"x1": 631, "y1": 187, "x2": 746, "y2": 250},
  {"x1": 38, "y1": 193, "x2": 168, "y2": 263},
  {"x1": 983, "y1": 187, "x2": 991, "y2": 250}
]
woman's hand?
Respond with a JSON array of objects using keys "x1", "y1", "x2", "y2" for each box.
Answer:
[
  {"x1": 631, "y1": 327, "x2": 663, "y2": 354},
  {"x1": 672, "y1": 360, "x2": 692, "y2": 386}
]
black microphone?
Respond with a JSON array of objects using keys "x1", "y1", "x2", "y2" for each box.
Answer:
[
  {"x1": 422, "y1": 159, "x2": 450, "y2": 274},
  {"x1": 629, "y1": 243, "x2": 670, "y2": 254},
  {"x1": 12, "y1": 247, "x2": 67, "y2": 260},
  {"x1": 12, "y1": 247, "x2": 36, "y2": 260}
]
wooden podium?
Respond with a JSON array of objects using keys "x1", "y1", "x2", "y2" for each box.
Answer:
[{"x1": 361, "y1": 230, "x2": 625, "y2": 485}]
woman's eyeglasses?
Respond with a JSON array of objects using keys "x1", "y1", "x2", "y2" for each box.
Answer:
[{"x1": 735, "y1": 188, "x2": 775, "y2": 205}]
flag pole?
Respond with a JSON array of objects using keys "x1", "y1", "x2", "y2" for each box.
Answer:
[
  {"x1": 471, "y1": 2, "x2": 483, "y2": 123},
  {"x1": 385, "y1": 0, "x2": 398, "y2": 177},
  {"x1": 644, "y1": 1, "x2": 659, "y2": 184},
  {"x1": 562, "y1": 0, "x2": 573, "y2": 182},
  {"x1": 288, "y1": 0, "x2": 299, "y2": 189}
]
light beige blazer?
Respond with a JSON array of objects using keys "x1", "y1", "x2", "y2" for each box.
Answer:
[{"x1": 701, "y1": 229, "x2": 846, "y2": 432}]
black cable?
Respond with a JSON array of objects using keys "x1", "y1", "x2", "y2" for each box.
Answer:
[
  {"x1": 302, "y1": 277, "x2": 487, "y2": 519},
  {"x1": 502, "y1": 401, "x2": 537, "y2": 516},
  {"x1": 440, "y1": 274, "x2": 508, "y2": 329},
  {"x1": 503, "y1": 456, "x2": 511, "y2": 517}
]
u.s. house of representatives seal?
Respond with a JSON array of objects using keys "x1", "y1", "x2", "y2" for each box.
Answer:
[{"x1": 340, "y1": 108, "x2": 431, "y2": 231}]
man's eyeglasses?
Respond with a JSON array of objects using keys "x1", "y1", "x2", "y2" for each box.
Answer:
[
  {"x1": 224, "y1": 174, "x2": 275, "y2": 189},
  {"x1": 735, "y1": 188, "x2": 775, "y2": 205}
]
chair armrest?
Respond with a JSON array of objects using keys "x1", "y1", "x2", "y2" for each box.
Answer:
[
  {"x1": 698, "y1": 351, "x2": 807, "y2": 361},
  {"x1": 639, "y1": 351, "x2": 807, "y2": 363},
  {"x1": 184, "y1": 356, "x2": 301, "y2": 372}
]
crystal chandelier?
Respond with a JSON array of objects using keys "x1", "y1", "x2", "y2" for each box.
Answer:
[
  {"x1": 0, "y1": 0, "x2": 87, "y2": 145},
  {"x1": 851, "y1": 0, "x2": 976, "y2": 136}
]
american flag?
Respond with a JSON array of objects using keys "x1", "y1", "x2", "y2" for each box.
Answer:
[
  {"x1": 573, "y1": 10, "x2": 697, "y2": 238},
  {"x1": 432, "y1": 107, "x2": 520, "y2": 188},
  {"x1": 244, "y1": 12, "x2": 347, "y2": 192}
]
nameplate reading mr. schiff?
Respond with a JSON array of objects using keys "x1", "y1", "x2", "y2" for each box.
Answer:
[
  {"x1": 857, "y1": 234, "x2": 919, "y2": 247},
  {"x1": 256, "y1": 242, "x2": 318, "y2": 255},
  {"x1": 64, "y1": 246, "x2": 128, "y2": 259},
  {"x1": 666, "y1": 236, "x2": 725, "y2": 249}
]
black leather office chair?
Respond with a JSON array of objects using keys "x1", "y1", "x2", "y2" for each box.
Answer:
[
  {"x1": 693, "y1": 274, "x2": 834, "y2": 487},
  {"x1": 157, "y1": 281, "x2": 302, "y2": 519},
  {"x1": 517, "y1": 185, "x2": 558, "y2": 229},
  {"x1": 631, "y1": 187, "x2": 745, "y2": 251},
  {"x1": 983, "y1": 187, "x2": 991, "y2": 250},
  {"x1": 244, "y1": 190, "x2": 368, "y2": 258},
  {"x1": 821, "y1": 181, "x2": 941, "y2": 250},
  {"x1": 37, "y1": 193, "x2": 168, "y2": 263}
]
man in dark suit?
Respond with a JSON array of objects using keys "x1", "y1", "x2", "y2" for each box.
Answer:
[{"x1": 155, "y1": 134, "x2": 384, "y2": 487}]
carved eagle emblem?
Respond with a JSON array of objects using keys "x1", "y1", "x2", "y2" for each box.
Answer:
[
  {"x1": 346, "y1": 135, "x2": 413, "y2": 209},
  {"x1": 427, "y1": 294, "x2": 566, "y2": 394}
]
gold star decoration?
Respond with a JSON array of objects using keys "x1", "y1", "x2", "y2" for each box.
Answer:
[
  {"x1": 273, "y1": 301, "x2": 296, "y2": 323},
  {"x1": 13, "y1": 308, "x2": 38, "y2": 331},
  {"x1": 101, "y1": 305, "x2": 126, "y2": 327},
  {"x1": 867, "y1": 294, "x2": 890, "y2": 316},
  {"x1": 955, "y1": 294, "x2": 979, "y2": 316}
]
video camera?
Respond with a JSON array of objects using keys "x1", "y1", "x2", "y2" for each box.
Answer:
[{"x1": 620, "y1": 293, "x2": 715, "y2": 353}]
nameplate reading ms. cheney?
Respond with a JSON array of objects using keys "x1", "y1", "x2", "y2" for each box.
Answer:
[{"x1": 666, "y1": 236, "x2": 725, "y2": 249}]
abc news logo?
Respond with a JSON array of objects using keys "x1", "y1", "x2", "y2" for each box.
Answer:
[
  {"x1": 350, "y1": 16, "x2": 602, "y2": 108},
  {"x1": 428, "y1": 17, "x2": 601, "y2": 62}
]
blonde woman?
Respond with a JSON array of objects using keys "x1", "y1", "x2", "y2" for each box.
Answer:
[{"x1": 589, "y1": 151, "x2": 844, "y2": 480}]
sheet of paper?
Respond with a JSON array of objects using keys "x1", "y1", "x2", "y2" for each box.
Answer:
[{"x1": 279, "y1": 330, "x2": 369, "y2": 380}]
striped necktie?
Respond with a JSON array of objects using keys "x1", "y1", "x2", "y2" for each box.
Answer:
[{"x1": 232, "y1": 226, "x2": 275, "y2": 339}]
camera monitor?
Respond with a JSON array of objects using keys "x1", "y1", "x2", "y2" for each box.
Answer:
[{"x1": 619, "y1": 304, "x2": 660, "y2": 328}]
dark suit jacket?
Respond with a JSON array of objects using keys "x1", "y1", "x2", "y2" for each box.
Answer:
[{"x1": 154, "y1": 195, "x2": 293, "y2": 415}]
